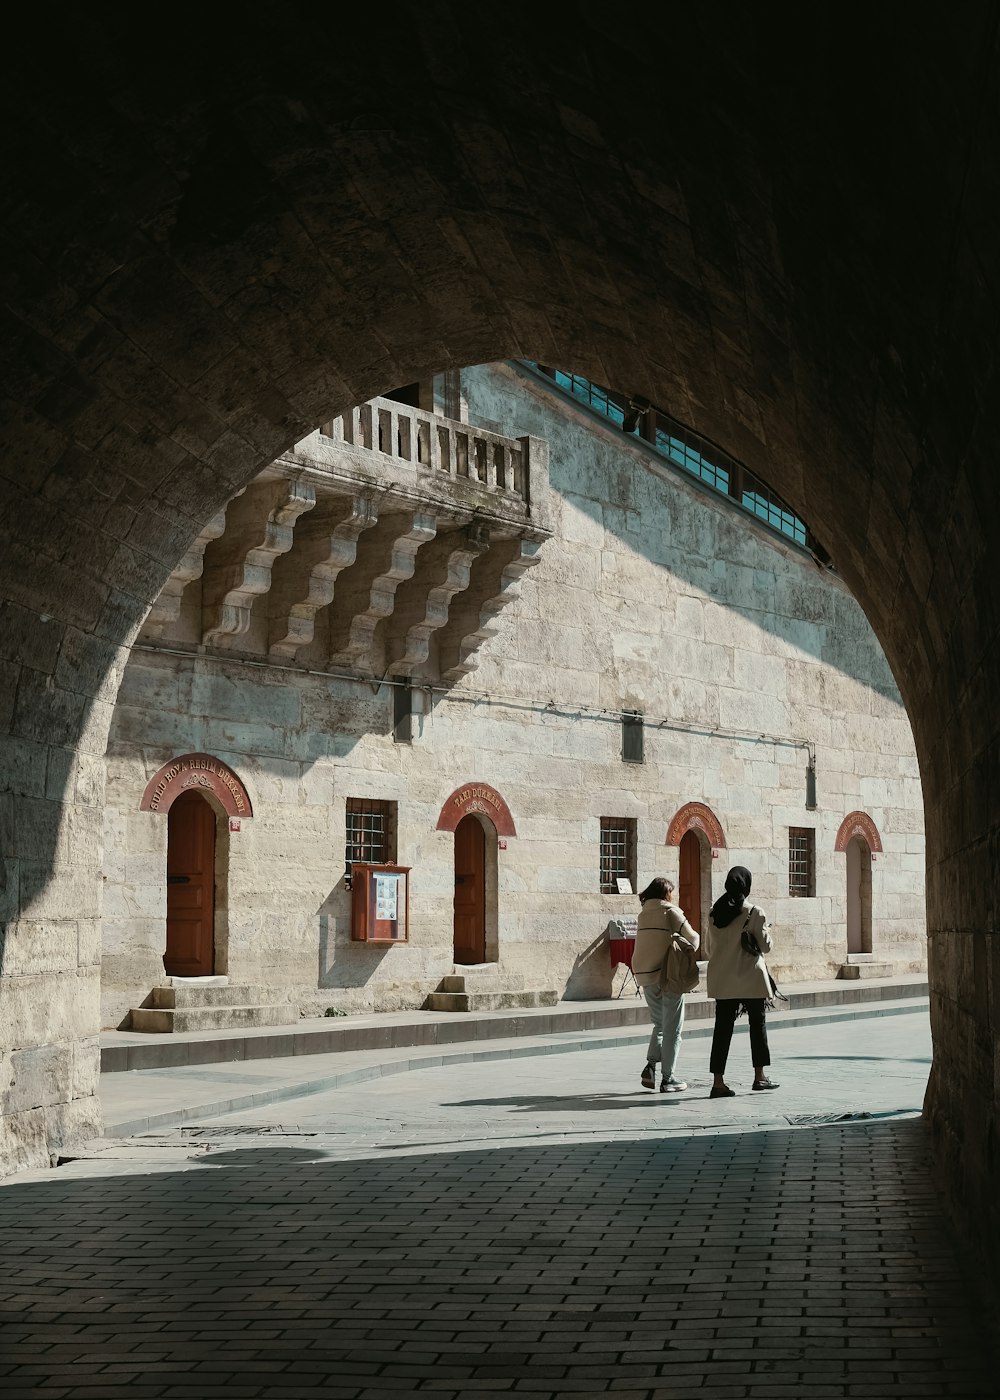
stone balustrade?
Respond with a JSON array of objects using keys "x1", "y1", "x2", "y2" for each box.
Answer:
[
  {"x1": 139, "y1": 403, "x2": 552, "y2": 684},
  {"x1": 323, "y1": 397, "x2": 531, "y2": 504}
]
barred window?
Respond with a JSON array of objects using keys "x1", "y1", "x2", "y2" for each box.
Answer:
[
  {"x1": 346, "y1": 799, "x2": 397, "y2": 868},
  {"x1": 600, "y1": 817, "x2": 637, "y2": 894},
  {"x1": 789, "y1": 827, "x2": 816, "y2": 897}
]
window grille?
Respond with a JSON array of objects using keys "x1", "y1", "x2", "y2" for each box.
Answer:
[
  {"x1": 600, "y1": 817, "x2": 637, "y2": 894},
  {"x1": 788, "y1": 827, "x2": 816, "y2": 897},
  {"x1": 622, "y1": 710, "x2": 644, "y2": 764},
  {"x1": 346, "y1": 799, "x2": 397, "y2": 868}
]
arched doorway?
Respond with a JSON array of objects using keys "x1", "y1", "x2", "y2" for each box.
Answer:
[
  {"x1": 846, "y1": 836, "x2": 873, "y2": 955},
  {"x1": 165, "y1": 791, "x2": 217, "y2": 977},
  {"x1": 835, "y1": 812, "x2": 882, "y2": 959},
  {"x1": 437, "y1": 783, "x2": 515, "y2": 967},
  {"x1": 453, "y1": 814, "x2": 487, "y2": 965},
  {"x1": 678, "y1": 829, "x2": 703, "y2": 936},
  {"x1": 140, "y1": 754, "x2": 254, "y2": 981},
  {"x1": 666, "y1": 803, "x2": 726, "y2": 952}
]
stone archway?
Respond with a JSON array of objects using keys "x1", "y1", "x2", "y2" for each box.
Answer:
[
  {"x1": 140, "y1": 754, "x2": 254, "y2": 821},
  {"x1": 436, "y1": 784, "x2": 517, "y2": 838},
  {"x1": 0, "y1": 8, "x2": 998, "y2": 1278}
]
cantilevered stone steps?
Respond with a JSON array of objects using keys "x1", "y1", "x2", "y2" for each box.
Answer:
[{"x1": 128, "y1": 980, "x2": 297, "y2": 1033}]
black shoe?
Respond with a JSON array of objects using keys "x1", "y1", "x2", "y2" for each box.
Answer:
[
  {"x1": 752, "y1": 1078, "x2": 780, "y2": 1091},
  {"x1": 640, "y1": 1063, "x2": 656, "y2": 1090},
  {"x1": 710, "y1": 1085, "x2": 736, "y2": 1098}
]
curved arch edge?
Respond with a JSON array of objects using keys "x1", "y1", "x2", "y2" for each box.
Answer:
[
  {"x1": 834, "y1": 811, "x2": 883, "y2": 853},
  {"x1": 665, "y1": 801, "x2": 726, "y2": 851},
  {"x1": 436, "y1": 782, "x2": 516, "y2": 837},
  {"x1": 139, "y1": 752, "x2": 254, "y2": 819}
]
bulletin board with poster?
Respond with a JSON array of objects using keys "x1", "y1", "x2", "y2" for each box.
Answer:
[{"x1": 351, "y1": 864, "x2": 411, "y2": 942}]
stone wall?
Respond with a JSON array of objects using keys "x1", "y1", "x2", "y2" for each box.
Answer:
[{"x1": 100, "y1": 364, "x2": 924, "y2": 1027}]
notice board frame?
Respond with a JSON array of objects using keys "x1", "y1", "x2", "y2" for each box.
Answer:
[{"x1": 351, "y1": 864, "x2": 411, "y2": 942}]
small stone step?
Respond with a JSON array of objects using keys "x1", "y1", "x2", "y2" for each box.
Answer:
[
  {"x1": 425, "y1": 989, "x2": 559, "y2": 1013},
  {"x1": 442, "y1": 969, "x2": 526, "y2": 991},
  {"x1": 151, "y1": 983, "x2": 282, "y2": 1009},
  {"x1": 129, "y1": 1004, "x2": 297, "y2": 1033},
  {"x1": 838, "y1": 962, "x2": 895, "y2": 980}
]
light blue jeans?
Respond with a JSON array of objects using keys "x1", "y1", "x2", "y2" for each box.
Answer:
[{"x1": 643, "y1": 985, "x2": 685, "y2": 1081}]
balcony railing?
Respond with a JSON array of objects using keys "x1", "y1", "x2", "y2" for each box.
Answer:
[{"x1": 322, "y1": 397, "x2": 530, "y2": 504}]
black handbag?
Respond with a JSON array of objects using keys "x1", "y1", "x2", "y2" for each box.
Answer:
[
  {"x1": 740, "y1": 915, "x2": 787, "y2": 1004},
  {"x1": 740, "y1": 913, "x2": 760, "y2": 957}
]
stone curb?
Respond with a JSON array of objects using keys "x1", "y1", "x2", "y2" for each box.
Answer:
[
  {"x1": 103, "y1": 996, "x2": 928, "y2": 1138},
  {"x1": 101, "y1": 977, "x2": 928, "y2": 1073}
]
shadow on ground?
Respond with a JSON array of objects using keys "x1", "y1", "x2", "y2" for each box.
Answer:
[
  {"x1": 0, "y1": 1121, "x2": 994, "y2": 1399},
  {"x1": 441, "y1": 1092, "x2": 687, "y2": 1113}
]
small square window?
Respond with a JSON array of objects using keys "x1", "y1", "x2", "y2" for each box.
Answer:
[
  {"x1": 789, "y1": 827, "x2": 815, "y2": 897},
  {"x1": 346, "y1": 799, "x2": 398, "y2": 869},
  {"x1": 600, "y1": 817, "x2": 637, "y2": 894},
  {"x1": 393, "y1": 677, "x2": 412, "y2": 744},
  {"x1": 622, "y1": 710, "x2": 644, "y2": 764}
]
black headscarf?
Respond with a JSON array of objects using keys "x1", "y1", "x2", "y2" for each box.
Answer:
[{"x1": 710, "y1": 865, "x2": 752, "y2": 928}]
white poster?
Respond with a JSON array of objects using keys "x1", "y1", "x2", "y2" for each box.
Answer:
[{"x1": 375, "y1": 874, "x2": 398, "y2": 922}]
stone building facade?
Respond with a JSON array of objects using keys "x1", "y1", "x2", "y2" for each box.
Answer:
[{"x1": 99, "y1": 363, "x2": 925, "y2": 1029}]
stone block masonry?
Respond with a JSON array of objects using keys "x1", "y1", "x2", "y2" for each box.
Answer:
[{"x1": 98, "y1": 364, "x2": 925, "y2": 1029}]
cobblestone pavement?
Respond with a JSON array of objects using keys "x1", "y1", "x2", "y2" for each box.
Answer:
[{"x1": 1, "y1": 1010, "x2": 995, "y2": 1398}]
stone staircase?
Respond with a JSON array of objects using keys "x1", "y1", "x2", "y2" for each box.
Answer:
[
  {"x1": 837, "y1": 953, "x2": 895, "y2": 980},
  {"x1": 425, "y1": 966, "x2": 560, "y2": 1013},
  {"x1": 128, "y1": 978, "x2": 298, "y2": 1033}
]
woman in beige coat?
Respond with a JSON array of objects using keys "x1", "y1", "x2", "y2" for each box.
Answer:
[
  {"x1": 633, "y1": 876, "x2": 699, "y2": 1092},
  {"x1": 706, "y1": 865, "x2": 779, "y2": 1098}
]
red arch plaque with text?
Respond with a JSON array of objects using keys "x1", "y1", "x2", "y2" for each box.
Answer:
[
  {"x1": 665, "y1": 801, "x2": 726, "y2": 852},
  {"x1": 436, "y1": 782, "x2": 516, "y2": 837},
  {"x1": 834, "y1": 811, "x2": 883, "y2": 853},
  {"x1": 140, "y1": 753, "x2": 254, "y2": 819}
]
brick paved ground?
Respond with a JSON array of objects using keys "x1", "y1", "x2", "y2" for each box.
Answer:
[{"x1": 0, "y1": 1012, "x2": 994, "y2": 1398}]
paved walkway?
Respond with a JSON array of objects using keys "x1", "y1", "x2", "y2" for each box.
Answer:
[
  {"x1": 2, "y1": 1005, "x2": 997, "y2": 1397},
  {"x1": 100, "y1": 989, "x2": 929, "y2": 1136}
]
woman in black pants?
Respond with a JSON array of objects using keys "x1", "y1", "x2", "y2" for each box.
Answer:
[{"x1": 706, "y1": 866, "x2": 779, "y2": 1098}]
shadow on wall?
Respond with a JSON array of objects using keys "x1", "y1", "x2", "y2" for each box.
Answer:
[
  {"x1": 0, "y1": 680, "x2": 104, "y2": 976},
  {"x1": 0, "y1": 1123, "x2": 993, "y2": 1393},
  {"x1": 492, "y1": 362, "x2": 902, "y2": 701},
  {"x1": 563, "y1": 932, "x2": 617, "y2": 1000},
  {"x1": 317, "y1": 907, "x2": 393, "y2": 990}
]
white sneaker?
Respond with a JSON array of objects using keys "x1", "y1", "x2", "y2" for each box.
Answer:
[{"x1": 660, "y1": 1076, "x2": 687, "y2": 1092}]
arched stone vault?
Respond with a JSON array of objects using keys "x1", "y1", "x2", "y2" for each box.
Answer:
[{"x1": 1, "y1": 7, "x2": 999, "y2": 1274}]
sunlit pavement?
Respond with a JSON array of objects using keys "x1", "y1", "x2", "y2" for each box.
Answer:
[{"x1": 2, "y1": 1008, "x2": 995, "y2": 1398}]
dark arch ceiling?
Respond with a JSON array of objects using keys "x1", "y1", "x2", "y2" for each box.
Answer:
[{"x1": 2, "y1": 1, "x2": 1000, "y2": 1283}]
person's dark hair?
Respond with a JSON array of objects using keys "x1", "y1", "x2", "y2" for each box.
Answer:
[
  {"x1": 710, "y1": 865, "x2": 752, "y2": 928},
  {"x1": 638, "y1": 876, "x2": 674, "y2": 903}
]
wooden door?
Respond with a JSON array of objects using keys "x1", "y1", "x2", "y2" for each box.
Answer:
[
  {"x1": 165, "y1": 791, "x2": 216, "y2": 977},
  {"x1": 453, "y1": 815, "x2": 486, "y2": 965},
  {"x1": 678, "y1": 829, "x2": 701, "y2": 934},
  {"x1": 847, "y1": 836, "x2": 872, "y2": 954}
]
